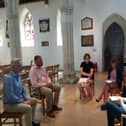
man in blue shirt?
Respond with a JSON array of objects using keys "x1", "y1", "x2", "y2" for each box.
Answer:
[{"x1": 3, "y1": 58, "x2": 40, "y2": 126}]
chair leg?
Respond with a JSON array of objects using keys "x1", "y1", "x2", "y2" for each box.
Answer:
[
  {"x1": 0, "y1": 112, "x2": 23, "y2": 126},
  {"x1": 121, "y1": 114, "x2": 126, "y2": 126},
  {"x1": 91, "y1": 81, "x2": 95, "y2": 96},
  {"x1": 57, "y1": 74, "x2": 58, "y2": 82},
  {"x1": 0, "y1": 117, "x2": 2, "y2": 126},
  {"x1": 79, "y1": 87, "x2": 83, "y2": 99},
  {"x1": 41, "y1": 98, "x2": 46, "y2": 116},
  {"x1": 53, "y1": 76, "x2": 55, "y2": 83},
  {"x1": 14, "y1": 117, "x2": 16, "y2": 126},
  {"x1": 121, "y1": 115, "x2": 123, "y2": 126},
  {"x1": 19, "y1": 117, "x2": 22, "y2": 126},
  {"x1": 93, "y1": 84, "x2": 95, "y2": 96},
  {"x1": 80, "y1": 92, "x2": 81, "y2": 99}
]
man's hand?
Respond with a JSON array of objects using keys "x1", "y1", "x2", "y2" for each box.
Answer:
[
  {"x1": 112, "y1": 80, "x2": 116, "y2": 84},
  {"x1": 46, "y1": 83, "x2": 53, "y2": 88},
  {"x1": 24, "y1": 99, "x2": 31, "y2": 105},
  {"x1": 86, "y1": 78, "x2": 90, "y2": 83}
]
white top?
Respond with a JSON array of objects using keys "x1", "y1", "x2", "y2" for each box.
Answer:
[
  {"x1": 105, "y1": 80, "x2": 112, "y2": 84},
  {"x1": 78, "y1": 78, "x2": 88, "y2": 83},
  {"x1": 109, "y1": 96, "x2": 126, "y2": 112},
  {"x1": 78, "y1": 78, "x2": 89, "y2": 87}
]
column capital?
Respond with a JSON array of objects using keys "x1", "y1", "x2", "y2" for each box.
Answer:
[
  {"x1": 59, "y1": 0, "x2": 73, "y2": 15},
  {"x1": 60, "y1": 6, "x2": 73, "y2": 15}
]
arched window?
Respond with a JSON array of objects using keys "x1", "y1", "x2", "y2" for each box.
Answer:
[
  {"x1": 21, "y1": 12, "x2": 34, "y2": 47},
  {"x1": 57, "y1": 9, "x2": 63, "y2": 46},
  {"x1": 0, "y1": 21, "x2": 3, "y2": 47}
]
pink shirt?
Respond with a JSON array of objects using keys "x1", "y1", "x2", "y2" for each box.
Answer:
[{"x1": 29, "y1": 65, "x2": 51, "y2": 87}]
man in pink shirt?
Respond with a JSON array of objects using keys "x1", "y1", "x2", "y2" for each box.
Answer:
[{"x1": 29, "y1": 55, "x2": 62, "y2": 118}]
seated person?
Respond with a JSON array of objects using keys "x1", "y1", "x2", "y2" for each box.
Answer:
[
  {"x1": 3, "y1": 58, "x2": 39, "y2": 126},
  {"x1": 96, "y1": 59, "x2": 123, "y2": 103},
  {"x1": 101, "y1": 99, "x2": 126, "y2": 126},
  {"x1": 29, "y1": 55, "x2": 62, "y2": 118},
  {"x1": 79, "y1": 53, "x2": 94, "y2": 97}
]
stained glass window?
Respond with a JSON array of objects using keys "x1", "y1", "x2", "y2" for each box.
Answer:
[{"x1": 22, "y1": 12, "x2": 34, "y2": 47}]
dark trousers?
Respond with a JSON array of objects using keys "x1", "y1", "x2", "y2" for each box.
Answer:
[
  {"x1": 105, "y1": 101, "x2": 126, "y2": 126},
  {"x1": 122, "y1": 86, "x2": 126, "y2": 97}
]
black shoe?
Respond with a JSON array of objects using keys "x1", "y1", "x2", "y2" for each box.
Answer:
[
  {"x1": 32, "y1": 121, "x2": 40, "y2": 126},
  {"x1": 101, "y1": 104, "x2": 107, "y2": 111},
  {"x1": 96, "y1": 97, "x2": 101, "y2": 102},
  {"x1": 96, "y1": 99, "x2": 100, "y2": 102},
  {"x1": 47, "y1": 111, "x2": 55, "y2": 118},
  {"x1": 52, "y1": 105, "x2": 63, "y2": 111}
]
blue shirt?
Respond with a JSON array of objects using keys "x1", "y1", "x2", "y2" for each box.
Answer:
[{"x1": 3, "y1": 71, "x2": 29, "y2": 104}]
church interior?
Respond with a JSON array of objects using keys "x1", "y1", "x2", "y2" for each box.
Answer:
[{"x1": 0, "y1": 0, "x2": 126, "y2": 126}]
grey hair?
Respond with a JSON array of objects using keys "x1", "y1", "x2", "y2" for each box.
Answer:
[{"x1": 10, "y1": 58, "x2": 22, "y2": 69}]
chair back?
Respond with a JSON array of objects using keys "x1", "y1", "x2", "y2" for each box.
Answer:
[
  {"x1": 27, "y1": 78, "x2": 42, "y2": 99},
  {"x1": 46, "y1": 65, "x2": 54, "y2": 81},
  {"x1": 53, "y1": 64, "x2": 59, "y2": 74}
]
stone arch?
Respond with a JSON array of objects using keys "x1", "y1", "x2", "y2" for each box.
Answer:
[{"x1": 103, "y1": 13, "x2": 126, "y2": 71}]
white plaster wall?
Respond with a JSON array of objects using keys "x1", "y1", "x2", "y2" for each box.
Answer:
[
  {"x1": 73, "y1": 0, "x2": 126, "y2": 71},
  {"x1": 0, "y1": 8, "x2": 10, "y2": 65},
  {"x1": 73, "y1": 0, "x2": 104, "y2": 71},
  {"x1": 19, "y1": 1, "x2": 63, "y2": 68},
  {"x1": 0, "y1": 0, "x2": 126, "y2": 71}
]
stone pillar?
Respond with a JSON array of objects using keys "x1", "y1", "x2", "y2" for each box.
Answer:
[
  {"x1": 60, "y1": 0, "x2": 78, "y2": 84},
  {"x1": 4, "y1": 0, "x2": 22, "y2": 59}
]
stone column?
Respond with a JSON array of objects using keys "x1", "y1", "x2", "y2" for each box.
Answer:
[
  {"x1": 4, "y1": 0, "x2": 22, "y2": 59},
  {"x1": 60, "y1": 0, "x2": 78, "y2": 84}
]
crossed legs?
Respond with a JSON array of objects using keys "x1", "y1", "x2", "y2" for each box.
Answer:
[{"x1": 96, "y1": 84, "x2": 110, "y2": 103}]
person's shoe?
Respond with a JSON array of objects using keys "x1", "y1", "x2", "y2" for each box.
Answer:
[
  {"x1": 96, "y1": 99, "x2": 100, "y2": 102},
  {"x1": 47, "y1": 111, "x2": 55, "y2": 118},
  {"x1": 52, "y1": 105, "x2": 63, "y2": 111},
  {"x1": 32, "y1": 121, "x2": 40, "y2": 126},
  {"x1": 101, "y1": 104, "x2": 107, "y2": 111},
  {"x1": 114, "y1": 118, "x2": 120, "y2": 124},
  {"x1": 96, "y1": 97, "x2": 101, "y2": 102}
]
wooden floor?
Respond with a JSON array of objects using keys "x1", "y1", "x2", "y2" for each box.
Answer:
[
  {"x1": 0, "y1": 72, "x2": 108, "y2": 126},
  {"x1": 41, "y1": 72, "x2": 107, "y2": 126}
]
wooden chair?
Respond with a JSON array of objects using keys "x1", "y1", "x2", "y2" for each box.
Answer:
[
  {"x1": 78, "y1": 78, "x2": 93, "y2": 99},
  {"x1": 91, "y1": 79, "x2": 95, "y2": 96},
  {"x1": 0, "y1": 65, "x2": 11, "y2": 70},
  {"x1": 53, "y1": 64, "x2": 59, "y2": 83},
  {"x1": 78, "y1": 67, "x2": 95, "y2": 99},
  {"x1": 46, "y1": 65, "x2": 54, "y2": 82},
  {"x1": 27, "y1": 79, "x2": 46, "y2": 116},
  {"x1": 109, "y1": 88, "x2": 121, "y2": 96},
  {"x1": 20, "y1": 65, "x2": 31, "y2": 80},
  {"x1": 121, "y1": 114, "x2": 126, "y2": 126},
  {"x1": 0, "y1": 111, "x2": 23, "y2": 126},
  {"x1": 22, "y1": 65, "x2": 31, "y2": 73},
  {"x1": 1, "y1": 67, "x2": 11, "y2": 75}
]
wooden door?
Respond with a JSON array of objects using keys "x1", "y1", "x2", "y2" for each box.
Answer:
[{"x1": 104, "y1": 23, "x2": 124, "y2": 71}]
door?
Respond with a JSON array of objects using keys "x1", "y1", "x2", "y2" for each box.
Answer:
[{"x1": 104, "y1": 22, "x2": 124, "y2": 71}]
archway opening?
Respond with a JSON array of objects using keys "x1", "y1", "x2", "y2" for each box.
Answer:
[{"x1": 104, "y1": 22, "x2": 124, "y2": 71}]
